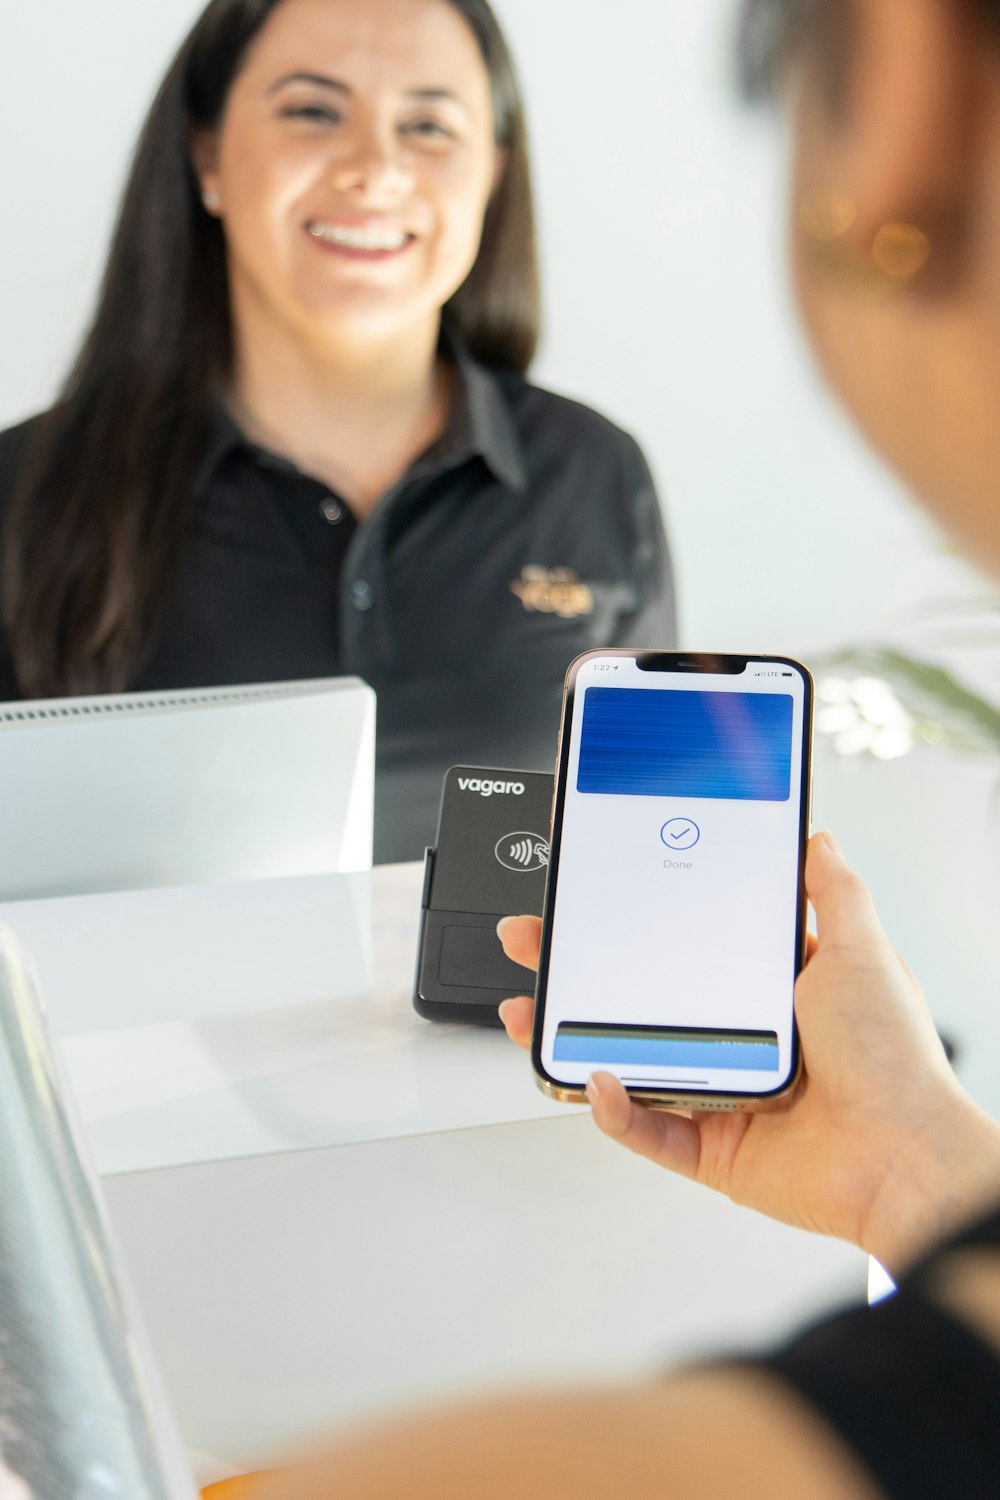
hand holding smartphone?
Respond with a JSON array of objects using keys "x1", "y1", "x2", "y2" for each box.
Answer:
[{"x1": 532, "y1": 651, "x2": 813, "y2": 1112}]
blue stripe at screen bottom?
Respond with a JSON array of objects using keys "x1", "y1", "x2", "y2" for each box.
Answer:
[{"x1": 553, "y1": 1028, "x2": 780, "y2": 1073}]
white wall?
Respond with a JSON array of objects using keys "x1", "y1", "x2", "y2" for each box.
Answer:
[
  {"x1": 0, "y1": 1, "x2": 207, "y2": 416},
  {"x1": 2, "y1": 1, "x2": 999, "y2": 1114}
]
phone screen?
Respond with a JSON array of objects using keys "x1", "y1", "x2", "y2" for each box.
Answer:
[{"x1": 534, "y1": 653, "x2": 812, "y2": 1103}]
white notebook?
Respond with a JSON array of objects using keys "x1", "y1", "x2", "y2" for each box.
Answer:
[{"x1": 0, "y1": 677, "x2": 375, "y2": 901}]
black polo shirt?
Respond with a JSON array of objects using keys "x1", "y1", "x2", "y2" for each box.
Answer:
[{"x1": 0, "y1": 346, "x2": 676, "y2": 862}]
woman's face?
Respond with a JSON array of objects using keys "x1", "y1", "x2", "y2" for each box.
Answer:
[{"x1": 197, "y1": 0, "x2": 501, "y2": 350}]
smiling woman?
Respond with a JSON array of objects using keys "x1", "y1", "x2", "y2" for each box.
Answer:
[{"x1": 0, "y1": 0, "x2": 676, "y2": 861}]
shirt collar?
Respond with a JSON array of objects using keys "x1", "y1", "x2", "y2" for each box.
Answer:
[
  {"x1": 192, "y1": 403, "x2": 255, "y2": 498},
  {"x1": 193, "y1": 330, "x2": 529, "y2": 498},
  {"x1": 439, "y1": 329, "x2": 528, "y2": 495}
]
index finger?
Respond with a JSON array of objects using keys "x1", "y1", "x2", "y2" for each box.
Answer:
[
  {"x1": 806, "y1": 831, "x2": 887, "y2": 953},
  {"x1": 497, "y1": 915, "x2": 542, "y2": 972}
]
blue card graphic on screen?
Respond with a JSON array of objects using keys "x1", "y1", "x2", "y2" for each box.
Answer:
[
  {"x1": 577, "y1": 688, "x2": 793, "y2": 802},
  {"x1": 553, "y1": 1023, "x2": 781, "y2": 1072}
]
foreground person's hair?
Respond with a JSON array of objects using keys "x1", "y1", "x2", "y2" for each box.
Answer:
[{"x1": 738, "y1": 0, "x2": 1000, "y2": 102}]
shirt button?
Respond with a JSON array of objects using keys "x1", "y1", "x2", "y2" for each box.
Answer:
[
  {"x1": 350, "y1": 579, "x2": 375, "y2": 612},
  {"x1": 320, "y1": 497, "x2": 344, "y2": 525}
]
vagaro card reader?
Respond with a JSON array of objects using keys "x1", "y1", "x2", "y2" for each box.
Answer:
[{"x1": 414, "y1": 766, "x2": 554, "y2": 1026}]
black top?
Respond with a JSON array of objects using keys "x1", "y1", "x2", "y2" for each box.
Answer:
[
  {"x1": 0, "y1": 343, "x2": 675, "y2": 862},
  {"x1": 747, "y1": 1204, "x2": 1000, "y2": 1499}
]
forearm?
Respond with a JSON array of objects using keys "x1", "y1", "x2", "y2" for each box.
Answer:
[{"x1": 248, "y1": 1375, "x2": 877, "y2": 1500}]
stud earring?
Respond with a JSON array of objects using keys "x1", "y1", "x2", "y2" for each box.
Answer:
[{"x1": 201, "y1": 187, "x2": 221, "y2": 214}]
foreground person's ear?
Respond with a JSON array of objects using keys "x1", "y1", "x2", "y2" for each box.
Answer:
[{"x1": 790, "y1": 0, "x2": 987, "y2": 293}]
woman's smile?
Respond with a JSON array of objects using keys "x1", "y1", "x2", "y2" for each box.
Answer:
[{"x1": 305, "y1": 218, "x2": 416, "y2": 260}]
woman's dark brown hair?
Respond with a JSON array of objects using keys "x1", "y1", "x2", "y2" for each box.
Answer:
[{"x1": 4, "y1": 0, "x2": 540, "y2": 697}]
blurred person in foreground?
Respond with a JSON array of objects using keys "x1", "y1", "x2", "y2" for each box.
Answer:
[
  {"x1": 0, "y1": 0, "x2": 675, "y2": 863},
  {"x1": 229, "y1": 0, "x2": 1000, "y2": 1495}
]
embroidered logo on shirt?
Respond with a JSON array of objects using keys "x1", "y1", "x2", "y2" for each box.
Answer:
[{"x1": 510, "y1": 566, "x2": 594, "y2": 619}]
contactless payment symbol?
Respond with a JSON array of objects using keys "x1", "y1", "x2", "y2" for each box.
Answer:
[
  {"x1": 496, "y1": 832, "x2": 550, "y2": 873},
  {"x1": 660, "y1": 818, "x2": 700, "y2": 852}
]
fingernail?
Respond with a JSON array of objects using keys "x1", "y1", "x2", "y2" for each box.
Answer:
[
  {"x1": 498, "y1": 999, "x2": 512, "y2": 1023},
  {"x1": 820, "y1": 829, "x2": 844, "y2": 858},
  {"x1": 496, "y1": 917, "x2": 513, "y2": 937},
  {"x1": 585, "y1": 1074, "x2": 601, "y2": 1107}
]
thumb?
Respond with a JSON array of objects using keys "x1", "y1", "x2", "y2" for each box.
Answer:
[{"x1": 806, "y1": 831, "x2": 887, "y2": 953}]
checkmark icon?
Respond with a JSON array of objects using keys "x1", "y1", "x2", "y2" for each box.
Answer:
[{"x1": 660, "y1": 817, "x2": 701, "y2": 852}]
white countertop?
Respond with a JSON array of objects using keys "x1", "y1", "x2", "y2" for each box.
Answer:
[
  {"x1": 0, "y1": 864, "x2": 576, "y2": 1175},
  {"x1": 0, "y1": 857, "x2": 869, "y2": 1483}
]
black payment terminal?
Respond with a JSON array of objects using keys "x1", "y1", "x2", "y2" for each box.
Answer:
[{"x1": 414, "y1": 766, "x2": 554, "y2": 1026}]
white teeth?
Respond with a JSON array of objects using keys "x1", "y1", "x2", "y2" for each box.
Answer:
[{"x1": 307, "y1": 221, "x2": 409, "y2": 252}]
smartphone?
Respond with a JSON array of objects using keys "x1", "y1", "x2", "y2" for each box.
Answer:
[{"x1": 532, "y1": 651, "x2": 813, "y2": 1111}]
